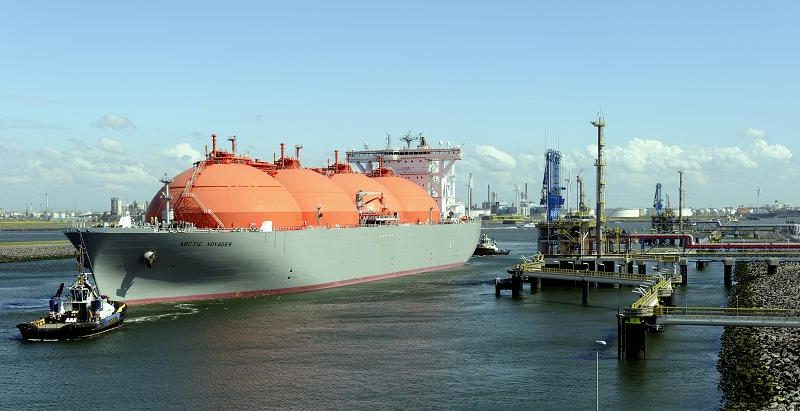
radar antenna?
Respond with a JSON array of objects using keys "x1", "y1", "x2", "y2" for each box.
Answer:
[{"x1": 401, "y1": 132, "x2": 419, "y2": 148}]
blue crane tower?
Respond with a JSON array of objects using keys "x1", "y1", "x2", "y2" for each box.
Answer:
[
  {"x1": 540, "y1": 149, "x2": 565, "y2": 222},
  {"x1": 653, "y1": 183, "x2": 664, "y2": 216}
]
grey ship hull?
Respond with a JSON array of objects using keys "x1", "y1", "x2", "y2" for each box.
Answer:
[{"x1": 64, "y1": 222, "x2": 481, "y2": 304}]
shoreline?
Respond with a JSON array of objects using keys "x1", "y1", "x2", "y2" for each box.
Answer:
[{"x1": 0, "y1": 241, "x2": 76, "y2": 263}]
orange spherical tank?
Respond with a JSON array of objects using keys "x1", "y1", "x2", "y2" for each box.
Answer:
[
  {"x1": 329, "y1": 173, "x2": 402, "y2": 216},
  {"x1": 145, "y1": 163, "x2": 304, "y2": 229},
  {"x1": 373, "y1": 176, "x2": 440, "y2": 224},
  {"x1": 273, "y1": 169, "x2": 359, "y2": 227}
]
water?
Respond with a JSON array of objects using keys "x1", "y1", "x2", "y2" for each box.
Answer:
[
  {"x1": 0, "y1": 227, "x2": 728, "y2": 410},
  {"x1": 0, "y1": 230, "x2": 66, "y2": 243}
]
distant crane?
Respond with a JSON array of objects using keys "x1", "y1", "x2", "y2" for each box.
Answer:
[
  {"x1": 653, "y1": 183, "x2": 664, "y2": 216},
  {"x1": 540, "y1": 149, "x2": 565, "y2": 222}
]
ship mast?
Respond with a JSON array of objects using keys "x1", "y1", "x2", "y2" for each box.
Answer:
[{"x1": 159, "y1": 173, "x2": 174, "y2": 226}]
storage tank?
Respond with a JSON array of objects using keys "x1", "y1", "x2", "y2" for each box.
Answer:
[
  {"x1": 273, "y1": 169, "x2": 359, "y2": 227},
  {"x1": 329, "y1": 173, "x2": 402, "y2": 217},
  {"x1": 145, "y1": 163, "x2": 304, "y2": 229},
  {"x1": 608, "y1": 208, "x2": 640, "y2": 219},
  {"x1": 374, "y1": 176, "x2": 440, "y2": 223}
]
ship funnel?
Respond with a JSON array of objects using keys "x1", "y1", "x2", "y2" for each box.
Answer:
[{"x1": 212, "y1": 134, "x2": 217, "y2": 157}]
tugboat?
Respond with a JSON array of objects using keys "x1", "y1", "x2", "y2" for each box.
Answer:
[
  {"x1": 473, "y1": 233, "x2": 510, "y2": 256},
  {"x1": 17, "y1": 249, "x2": 126, "y2": 341}
]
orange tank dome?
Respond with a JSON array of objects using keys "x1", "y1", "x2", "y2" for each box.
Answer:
[
  {"x1": 273, "y1": 169, "x2": 359, "y2": 227},
  {"x1": 373, "y1": 176, "x2": 440, "y2": 224},
  {"x1": 329, "y1": 173, "x2": 402, "y2": 217},
  {"x1": 145, "y1": 163, "x2": 303, "y2": 229}
]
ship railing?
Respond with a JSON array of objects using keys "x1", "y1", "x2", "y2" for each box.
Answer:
[{"x1": 75, "y1": 218, "x2": 476, "y2": 233}]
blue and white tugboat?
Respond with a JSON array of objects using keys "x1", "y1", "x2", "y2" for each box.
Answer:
[{"x1": 17, "y1": 251, "x2": 127, "y2": 341}]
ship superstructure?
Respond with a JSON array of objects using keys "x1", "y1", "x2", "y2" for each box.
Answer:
[{"x1": 346, "y1": 133, "x2": 463, "y2": 218}]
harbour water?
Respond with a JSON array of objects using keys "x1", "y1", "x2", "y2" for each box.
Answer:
[{"x1": 1, "y1": 227, "x2": 727, "y2": 409}]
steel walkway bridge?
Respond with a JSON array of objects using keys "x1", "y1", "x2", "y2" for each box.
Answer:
[
  {"x1": 652, "y1": 306, "x2": 800, "y2": 327},
  {"x1": 510, "y1": 254, "x2": 672, "y2": 287},
  {"x1": 518, "y1": 267, "x2": 664, "y2": 287}
]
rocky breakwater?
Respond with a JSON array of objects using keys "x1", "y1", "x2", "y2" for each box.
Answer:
[
  {"x1": 0, "y1": 241, "x2": 75, "y2": 263},
  {"x1": 718, "y1": 261, "x2": 800, "y2": 409}
]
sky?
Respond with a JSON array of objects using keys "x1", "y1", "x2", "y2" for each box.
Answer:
[{"x1": 1, "y1": 1, "x2": 798, "y2": 212}]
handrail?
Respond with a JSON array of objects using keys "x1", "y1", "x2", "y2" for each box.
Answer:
[
  {"x1": 521, "y1": 267, "x2": 661, "y2": 282},
  {"x1": 654, "y1": 306, "x2": 800, "y2": 317},
  {"x1": 630, "y1": 276, "x2": 672, "y2": 309}
]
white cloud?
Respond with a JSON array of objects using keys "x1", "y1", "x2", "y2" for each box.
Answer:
[
  {"x1": 753, "y1": 139, "x2": 792, "y2": 161},
  {"x1": 474, "y1": 145, "x2": 516, "y2": 170},
  {"x1": 162, "y1": 143, "x2": 202, "y2": 163},
  {"x1": 100, "y1": 137, "x2": 124, "y2": 154},
  {"x1": 95, "y1": 114, "x2": 136, "y2": 131},
  {"x1": 744, "y1": 128, "x2": 767, "y2": 140}
]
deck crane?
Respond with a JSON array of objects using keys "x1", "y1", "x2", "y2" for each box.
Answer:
[{"x1": 540, "y1": 149, "x2": 565, "y2": 222}]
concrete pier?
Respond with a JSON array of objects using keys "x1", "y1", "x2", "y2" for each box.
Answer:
[
  {"x1": 529, "y1": 277, "x2": 541, "y2": 294},
  {"x1": 767, "y1": 259, "x2": 779, "y2": 275},
  {"x1": 680, "y1": 259, "x2": 688, "y2": 285},
  {"x1": 511, "y1": 275, "x2": 522, "y2": 297},
  {"x1": 581, "y1": 280, "x2": 589, "y2": 304},
  {"x1": 618, "y1": 315, "x2": 647, "y2": 360},
  {"x1": 724, "y1": 258, "x2": 735, "y2": 288}
]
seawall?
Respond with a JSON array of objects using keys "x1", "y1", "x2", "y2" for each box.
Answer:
[
  {"x1": 0, "y1": 241, "x2": 75, "y2": 263},
  {"x1": 718, "y1": 261, "x2": 800, "y2": 409}
]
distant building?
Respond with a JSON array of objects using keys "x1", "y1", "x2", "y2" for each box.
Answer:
[{"x1": 110, "y1": 197, "x2": 123, "y2": 217}]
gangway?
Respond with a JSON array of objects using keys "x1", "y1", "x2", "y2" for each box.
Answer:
[
  {"x1": 653, "y1": 306, "x2": 800, "y2": 327},
  {"x1": 510, "y1": 253, "x2": 671, "y2": 287}
]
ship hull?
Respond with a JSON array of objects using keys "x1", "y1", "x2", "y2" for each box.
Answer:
[{"x1": 65, "y1": 222, "x2": 481, "y2": 304}]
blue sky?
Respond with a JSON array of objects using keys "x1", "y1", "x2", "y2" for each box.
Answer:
[{"x1": 1, "y1": 1, "x2": 798, "y2": 211}]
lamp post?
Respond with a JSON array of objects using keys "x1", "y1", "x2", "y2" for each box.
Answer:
[{"x1": 595, "y1": 340, "x2": 607, "y2": 411}]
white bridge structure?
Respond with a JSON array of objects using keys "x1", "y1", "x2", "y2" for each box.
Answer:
[{"x1": 347, "y1": 133, "x2": 463, "y2": 218}]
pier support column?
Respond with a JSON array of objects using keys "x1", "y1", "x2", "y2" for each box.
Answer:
[
  {"x1": 767, "y1": 259, "x2": 779, "y2": 275},
  {"x1": 529, "y1": 277, "x2": 541, "y2": 294},
  {"x1": 618, "y1": 316, "x2": 647, "y2": 360},
  {"x1": 511, "y1": 275, "x2": 522, "y2": 298},
  {"x1": 680, "y1": 259, "x2": 688, "y2": 286},
  {"x1": 723, "y1": 258, "x2": 735, "y2": 288},
  {"x1": 626, "y1": 262, "x2": 634, "y2": 274},
  {"x1": 637, "y1": 262, "x2": 646, "y2": 275},
  {"x1": 581, "y1": 280, "x2": 589, "y2": 305}
]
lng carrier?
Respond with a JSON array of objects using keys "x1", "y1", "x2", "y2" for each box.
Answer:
[{"x1": 65, "y1": 134, "x2": 480, "y2": 304}]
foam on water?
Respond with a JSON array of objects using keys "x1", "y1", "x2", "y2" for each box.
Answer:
[{"x1": 126, "y1": 303, "x2": 200, "y2": 323}]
